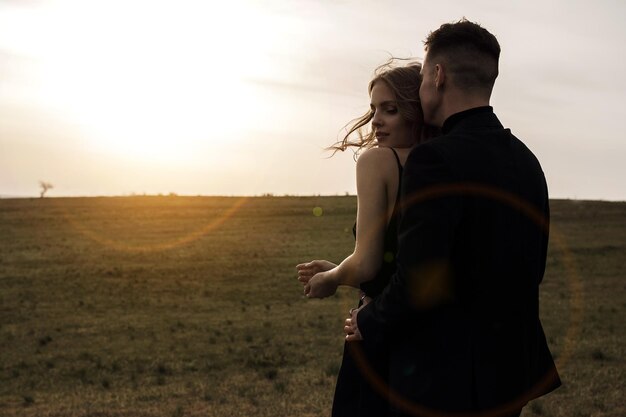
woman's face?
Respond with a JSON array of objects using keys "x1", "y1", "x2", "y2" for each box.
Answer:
[{"x1": 370, "y1": 81, "x2": 415, "y2": 148}]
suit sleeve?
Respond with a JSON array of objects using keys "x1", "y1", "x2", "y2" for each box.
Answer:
[
  {"x1": 357, "y1": 142, "x2": 463, "y2": 343},
  {"x1": 537, "y1": 175, "x2": 550, "y2": 285}
]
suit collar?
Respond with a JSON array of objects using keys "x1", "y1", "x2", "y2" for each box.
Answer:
[{"x1": 442, "y1": 106, "x2": 502, "y2": 134}]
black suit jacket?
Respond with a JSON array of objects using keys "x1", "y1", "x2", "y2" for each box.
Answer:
[{"x1": 358, "y1": 107, "x2": 561, "y2": 416}]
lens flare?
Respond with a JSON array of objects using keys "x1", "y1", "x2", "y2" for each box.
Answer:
[{"x1": 56, "y1": 197, "x2": 248, "y2": 252}]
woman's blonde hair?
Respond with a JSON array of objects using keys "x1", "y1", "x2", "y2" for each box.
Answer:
[{"x1": 328, "y1": 59, "x2": 427, "y2": 155}]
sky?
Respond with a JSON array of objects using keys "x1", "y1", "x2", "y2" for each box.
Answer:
[{"x1": 1, "y1": 0, "x2": 625, "y2": 200}]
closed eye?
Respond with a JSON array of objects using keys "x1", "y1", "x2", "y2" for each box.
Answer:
[{"x1": 370, "y1": 105, "x2": 398, "y2": 114}]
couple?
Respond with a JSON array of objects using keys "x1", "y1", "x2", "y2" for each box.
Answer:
[{"x1": 297, "y1": 19, "x2": 561, "y2": 417}]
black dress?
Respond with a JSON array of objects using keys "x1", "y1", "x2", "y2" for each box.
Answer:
[{"x1": 331, "y1": 147, "x2": 403, "y2": 417}]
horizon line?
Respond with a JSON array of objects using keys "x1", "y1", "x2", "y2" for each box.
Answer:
[{"x1": 0, "y1": 194, "x2": 624, "y2": 203}]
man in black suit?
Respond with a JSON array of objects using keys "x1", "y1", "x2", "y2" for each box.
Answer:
[{"x1": 346, "y1": 19, "x2": 561, "y2": 417}]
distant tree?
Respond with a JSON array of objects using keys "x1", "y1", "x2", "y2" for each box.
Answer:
[{"x1": 39, "y1": 181, "x2": 53, "y2": 198}]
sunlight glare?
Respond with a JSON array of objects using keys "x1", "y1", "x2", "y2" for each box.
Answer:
[{"x1": 2, "y1": 0, "x2": 283, "y2": 164}]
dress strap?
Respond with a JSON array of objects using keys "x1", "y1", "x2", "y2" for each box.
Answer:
[
  {"x1": 389, "y1": 148, "x2": 403, "y2": 207},
  {"x1": 389, "y1": 147, "x2": 403, "y2": 174}
]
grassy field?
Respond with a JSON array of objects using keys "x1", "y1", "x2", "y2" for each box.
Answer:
[{"x1": 0, "y1": 196, "x2": 623, "y2": 417}]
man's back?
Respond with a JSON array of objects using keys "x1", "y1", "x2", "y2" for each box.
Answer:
[{"x1": 383, "y1": 107, "x2": 560, "y2": 414}]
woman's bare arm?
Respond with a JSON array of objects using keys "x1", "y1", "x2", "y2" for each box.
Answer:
[{"x1": 304, "y1": 148, "x2": 394, "y2": 298}]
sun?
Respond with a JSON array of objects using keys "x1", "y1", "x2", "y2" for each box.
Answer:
[{"x1": 15, "y1": 0, "x2": 283, "y2": 164}]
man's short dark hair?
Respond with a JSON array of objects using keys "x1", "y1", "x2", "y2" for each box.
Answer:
[{"x1": 424, "y1": 18, "x2": 501, "y2": 94}]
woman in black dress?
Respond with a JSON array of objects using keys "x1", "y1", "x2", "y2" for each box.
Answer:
[{"x1": 296, "y1": 61, "x2": 430, "y2": 416}]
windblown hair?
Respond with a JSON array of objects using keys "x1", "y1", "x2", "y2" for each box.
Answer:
[
  {"x1": 424, "y1": 18, "x2": 501, "y2": 95},
  {"x1": 328, "y1": 59, "x2": 427, "y2": 155}
]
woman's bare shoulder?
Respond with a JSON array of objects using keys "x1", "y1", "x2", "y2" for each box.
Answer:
[{"x1": 356, "y1": 147, "x2": 398, "y2": 169}]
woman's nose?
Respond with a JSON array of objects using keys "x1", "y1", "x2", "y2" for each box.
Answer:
[{"x1": 372, "y1": 112, "x2": 382, "y2": 127}]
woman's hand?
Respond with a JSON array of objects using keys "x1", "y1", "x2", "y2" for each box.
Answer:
[
  {"x1": 304, "y1": 271, "x2": 339, "y2": 299},
  {"x1": 344, "y1": 294, "x2": 371, "y2": 341},
  {"x1": 296, "y1": 260, "x2": 337, "y2": 285}
]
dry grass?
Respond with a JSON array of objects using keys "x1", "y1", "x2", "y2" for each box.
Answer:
[{"x1": 0, "y1": 196, "x2": 623, "y2": 416}]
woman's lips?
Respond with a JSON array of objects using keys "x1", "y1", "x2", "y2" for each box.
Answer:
[{"x1": 375, "y1": 132, "x2": 389, "y2": 140}]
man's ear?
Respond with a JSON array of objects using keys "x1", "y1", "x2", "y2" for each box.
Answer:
[{"x1": 434, "y1": 64, "x2": 445, "y2": 89}]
